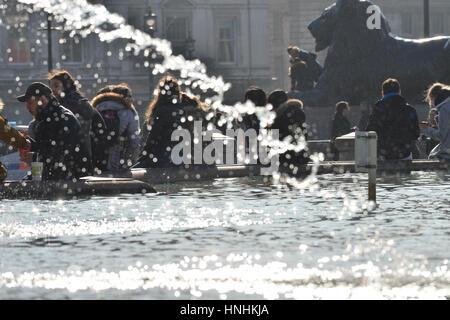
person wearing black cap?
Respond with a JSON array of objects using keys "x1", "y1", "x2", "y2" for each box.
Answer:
[{"x1": 17, "y1": 82, "x2": 92, "y2": 181}]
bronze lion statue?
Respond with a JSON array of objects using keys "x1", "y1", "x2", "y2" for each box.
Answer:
[{"x1": 290, "y1": 0, "x2": 450, "y2": 106}]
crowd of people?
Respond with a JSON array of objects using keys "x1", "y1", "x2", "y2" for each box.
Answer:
[
  {"x1": 13, "y1": 71, "x2": 143, "y2": 181},
  {"x1": 328, "y1": 78, "x2": 450, "y2": 162},
  {"x1": 0, "y1": 69, "x2": 313, "y2": 182},
  {"x1": 0, "y1": 43, "x2": 448, "y2": 182},
  {"x1": 287, "y1": 44, "x2": 449, "y2": 162}
]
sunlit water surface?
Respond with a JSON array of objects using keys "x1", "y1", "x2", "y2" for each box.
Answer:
[{"x1": 0, "y1": 172, "x2": 449, "y2": 300}]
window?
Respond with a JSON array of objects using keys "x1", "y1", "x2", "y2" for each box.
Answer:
[
  {"x1": 60, "y1": 32, "x2": 82, "y2": 63},
  {"x1": 217, "y1": 19, "x2": 236, "y2": 63},
  {"x1": 165, "y1": 16, "x2": 189, "y2": 42},
  {"x1": 6, "y1": 15, "x2": 30, "y2": 63},
  {"x1": 164, "y1": 15, "x2": 191, "y2": 55}
]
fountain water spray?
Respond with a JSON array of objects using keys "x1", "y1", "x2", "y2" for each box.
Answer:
[
  {"x1": 17, "y1": 0, "x2": 230, "y2": 99},
  {"x1": 7, "y1": 0, "x2": 374, "y2": 212}
]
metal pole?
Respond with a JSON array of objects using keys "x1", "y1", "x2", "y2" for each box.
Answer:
[
  {"x1": 424, "y1": 0, "x2": 430, "y2": 37},
  {"x1": 47, "y1": 13, "x2": 53, "y2": 73},
  {"x1": 367, "y1": 131, "x2": 377, "y2": 203},
  {"x1": 368, "y1": 168, "x2": 376, "y2": 202},
  {"x1": 355, "y1": 131, "x2": 377, "y2": 204}
]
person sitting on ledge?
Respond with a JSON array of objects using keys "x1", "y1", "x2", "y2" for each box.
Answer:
[
  {"x1": 135, "y1": 75, "x2": 207, "y2": 168},
  {"x1": 420, "y1": 83, "x2": 450, "y2": 160},
  {"x1": 17, "y1": 82, "x2": 92, "y2": 181},
  {"x1": 48, "y1": 70, "x2": 105, "y2": 162},
  {"x1": 269, "y1": 99, "x2": 310, "y2": 173},
  {"x1": 287, "y1": 45, "x2": 322, "y2": 91},
  {"x1": 331, "y1": 101, "x2": 353, "y2": 139},
  {"x1": 240, "y1": 86, "x2": 267, "y2": 134},
  {"x1": 290, "y1": 60, "x2": 313, "y2": 92},
  {"x1": 366, "y1": 78, "x2": 420, "y2": 161},
  {"x1": 330, "y1": 101, "x2": 354, "y2": 161},
  {"x1": 91, "y1": 83, "x2": 141, "y2": 172}
]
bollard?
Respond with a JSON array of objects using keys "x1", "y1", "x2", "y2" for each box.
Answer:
[
  {"x1": 355, "y1": 131, "x2": 377, "y2": 203},
  {"x1": 367, "y1": 132, "x2": 377, "y2": 202}
]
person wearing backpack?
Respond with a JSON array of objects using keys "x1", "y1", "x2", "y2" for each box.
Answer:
[
  {"x1": 47, "y1": 70, "x2": 106, "y2": 174},
  {"x1": 91, "y1": 84, "x2": 140, "y2": 171}
]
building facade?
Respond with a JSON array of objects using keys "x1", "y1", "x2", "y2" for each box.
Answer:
[
  {"x1": 0, "y1": 0, "x2": 449, "y2": 125},
  {"x1": 0, "y1": 0, "x2": 272, "y2": 124}
]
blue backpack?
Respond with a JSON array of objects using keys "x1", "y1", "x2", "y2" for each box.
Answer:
[
  {"x1": 99, "y1": 109, "x2": 121, "y2": 149},
  {"x1": 91, "y1": 109, "x2": 122, "y2": 172}
]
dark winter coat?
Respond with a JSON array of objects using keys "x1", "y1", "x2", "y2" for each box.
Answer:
[
  {"x1": 289, "y1": 49, "x2": 323, "y2": 92},
  {"x1": 30, "y1": 98, "x2": 92, "y2": 181},
  {"x1": 290, "y1": 59, "x2": 314, "y2": 92},
  {"x1": 137, "y1": 102, "x2": 205, "y2": 168},
  {"x1": 331, "y1": 113, "x2": 352, "y2": 140},
  {"x1": 269, "y1": 102, "x2": 310, "y2": 168},
  {"x1": 291, "y1": 49, "x2": 323, "y2": 82},
  {"x1": 366, "y1": 94, "x2": 420, "y2": 160},
  {"x1": 60, "y1": 89, "x2": 96, "y2": 155},
  {"x1": 241, "y1": 113, "x2": 260, "y2": 134}
]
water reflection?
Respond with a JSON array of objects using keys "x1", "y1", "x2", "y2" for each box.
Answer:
[
  {"x1": 0, "y1": 254, "x2": 448, "y2": 299},
  {"x1": 0, "y1": 174, "x2": 449, "y2": 299}
]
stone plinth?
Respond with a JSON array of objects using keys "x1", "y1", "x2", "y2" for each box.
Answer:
[{"x1": 334, "y1": 132, "x2": 355, "y2": 161}]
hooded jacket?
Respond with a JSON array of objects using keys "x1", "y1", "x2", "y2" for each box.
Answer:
[
  {"x1": 366, "y1": 94, "x2": 420, "y2": 160},
  {"x1": 27, "y1": 90, "x2": 105, "y2": 169},
  {"x1": 91, "y1": 92, "x2": 140, "y2": 171},
  {"x1": 137, "y1": 95, "x2": 207, "y2": 168},
  {"x1": 60, "y1": 89, "x2": 96, "y2": 156},
  {"x1": 30, "y1": 97, "x2": 92, "y2": 180}
]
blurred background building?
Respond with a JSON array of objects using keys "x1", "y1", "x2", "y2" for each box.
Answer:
[{"x1": 0, "y1": 0, "x2": 449, "y2": 124}]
